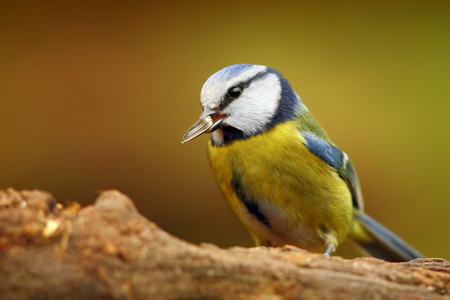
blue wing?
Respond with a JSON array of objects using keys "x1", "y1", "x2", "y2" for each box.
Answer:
[
  {"x1": 301, "y1": 131, "x2": 364, "y2": 211},
  {"x1": 301, "y1": 131, "x2": 344, "y2": 170}
]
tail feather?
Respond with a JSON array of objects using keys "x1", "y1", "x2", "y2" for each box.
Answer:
[{"x1": 355, "y1": 213, "x2": 424, "y2": 262}]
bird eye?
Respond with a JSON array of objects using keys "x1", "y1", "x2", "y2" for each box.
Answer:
[{"x1": 227, "y1": 86, "x2": 242, "y2": 99}]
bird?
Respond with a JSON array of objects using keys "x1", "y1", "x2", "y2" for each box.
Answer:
[{"x1": 181, "y1": 64, "x2": 423, "y2": 262}]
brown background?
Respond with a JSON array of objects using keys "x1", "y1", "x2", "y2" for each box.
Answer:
[{"x1": 1, "y1": 1, "x2": 449, "y2": 259}]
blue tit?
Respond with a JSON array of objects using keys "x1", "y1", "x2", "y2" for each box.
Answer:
[{"x1": 181, "y1": 64, "x2": 423, "y2": 261}]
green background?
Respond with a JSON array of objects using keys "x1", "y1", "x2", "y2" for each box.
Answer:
[{"x1": 1, "y1": 1, "x2": 449, "y2": 259}]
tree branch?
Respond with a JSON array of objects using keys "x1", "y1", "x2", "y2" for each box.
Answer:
[{"x1": 0, "y1": 189, "x2": 448, "y2": 299}]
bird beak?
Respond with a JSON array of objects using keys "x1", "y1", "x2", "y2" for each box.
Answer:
[{"x1": 181, "y1": 108, "x2": 226, "y2": 144}]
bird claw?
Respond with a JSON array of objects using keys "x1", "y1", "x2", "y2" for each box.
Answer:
[{"x1": 323, "y1": 243, "x2": 335, "y2": 257}]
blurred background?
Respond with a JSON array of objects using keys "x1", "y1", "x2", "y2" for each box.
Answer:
[{"x1": 1, "y1": 1, "x2": 449, "y2": 259}]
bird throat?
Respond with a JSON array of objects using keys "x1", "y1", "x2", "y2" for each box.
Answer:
[{"x1": 211, "y1": 126, "x2": 251, "y2": 146}]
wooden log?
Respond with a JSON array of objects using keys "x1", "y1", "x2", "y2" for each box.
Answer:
[{"x1": 0, "y1": 189, "x2": 448, "y2": 299}]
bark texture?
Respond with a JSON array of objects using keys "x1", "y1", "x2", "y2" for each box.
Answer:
[{"x1": 0, "y1": 189, "x2": 449, "y2": 300}]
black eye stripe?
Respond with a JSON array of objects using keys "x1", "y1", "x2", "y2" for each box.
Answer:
[{"x1": 220, "y1": 69, "x2": 269, "y2": 109}]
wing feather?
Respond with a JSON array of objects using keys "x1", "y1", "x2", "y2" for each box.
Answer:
[{"x1": 301, "y1": 131, "x2": 364, "y2": 211}]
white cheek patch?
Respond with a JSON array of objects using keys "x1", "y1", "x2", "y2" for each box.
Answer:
[{"x1": 223, "y1": 73, "x2": 281, "y2": 135}]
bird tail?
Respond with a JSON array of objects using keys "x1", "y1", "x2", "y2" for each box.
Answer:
[{"x1": 350, "y1": 212, "x2": 424, "y2": 262}]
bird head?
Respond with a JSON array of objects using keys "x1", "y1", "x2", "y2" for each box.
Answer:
[{"x1": 181, "y1": 64, "x2": 301, "y2": 145}]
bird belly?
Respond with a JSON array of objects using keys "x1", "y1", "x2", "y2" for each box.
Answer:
[
  {"x1": 207, "y1": 122, "x2": 353, "y2": 252},
  {"x1": 237, "y1": 197, "x2": 325, "y2": 250}
]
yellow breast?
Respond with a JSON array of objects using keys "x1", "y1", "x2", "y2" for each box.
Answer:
[{"x1": 207, "y1": 121, "x2": 353, "y2": 251}]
